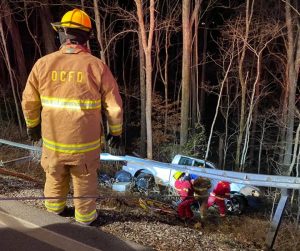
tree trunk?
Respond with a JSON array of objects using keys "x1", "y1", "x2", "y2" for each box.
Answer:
[
  {"x1": 257, "y1": 115, "x2": 267, "y2": 174},
  {"x1": 24, "y1": 0, "x2": 42, "y2": 58},
  {"x1": 240, "y1": 53, "x2": 262, "y2": 171},
  {"x1": 40, "y1": 3, "x2": 56, "y2": 54},
  {"x1": 145, "y1": 49, "x2": 153, "y2": 159},
  {"x1": 138, "y1": 32, "x2": 146, "y2": 157},
  {"x1": 191, "y1": 3, "x2": 200, "y2": 128},
  {"x1": 180, "y1": 0, "x2": 192, "y2": 146},
  {"x1": 3, "y1": 1, "x2": 27, "y2": 88},
  {"x1": 163, "y1": 30, "x2": 169, "y2": 135},
  {"x1": 135, "y1": 0, "x2": 155, "y2": 159},
  {"x1": 0, "y1": 20, "x2": 23, "y2": 134},
  {"x1": 218, "y1": 135, "x2": 224, "y2": 169},
  {"x1": 283, "y1": 0, "x2": 299, "y2": 174},
  {"x1": 199, "y1": 22, "x2": 207, "y2": 123},
  {"x1": 288, "y1": 119, "x2": 300, "y2": 175},
  {"x1": 235, "y1": 0, "x2": 253, "y2": 170},
  {"x1": 93, "y1": 0, "x2": 106, "y2": 62},
  {"x1": 205, "y1": 47, "x2": 234, "y2": 162}
]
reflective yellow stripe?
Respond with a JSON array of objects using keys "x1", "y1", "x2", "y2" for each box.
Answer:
[
  {"x1": 75, "y1": 209, "x2": 97, "y2": 222},
  {"x1": 45, "y1": 200, "x2": 66, "y2": 212},
  {"x1": 41, "y1": 96, "x2": 101, "y2": 110},
  {"x1": 43, "y1": 137, "x2": 100, "y2": 154},
  {"x1": 25, "y1": 117, "x2": 40, "y2": 128},
  {"x1": 109, "y1": 124, "x2": 122, "y2": 134}
]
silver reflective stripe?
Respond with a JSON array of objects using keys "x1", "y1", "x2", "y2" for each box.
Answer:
[
  {"x1": 43, "y1": 138, "x2": 100, "y2": 154},
  {"x1": 41, "y1": 96, "x2": 101, "y2": 110},
  {"x1": 45, "y1": 200, "x2": 66, "y2": 212},
  {"x1": 75, "y1": 209, "x2": 97, "y2": 223}
]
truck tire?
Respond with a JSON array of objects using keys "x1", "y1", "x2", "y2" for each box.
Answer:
[
  {"x1": 135, "y1": 172, "x2": 155, "y2": 194},
  {"x1": 226, "y1": 193, "x2": 247, "y2": 215}
]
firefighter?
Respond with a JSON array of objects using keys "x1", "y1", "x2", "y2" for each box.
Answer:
[
  {"x1": 207, "y1": 181, "x2": 231, "y2": 217},
  {"x1": 22, "y1": 9, "x2": 123, "y2": 225},
  {"x1": 173, "y1": 171, "x2": 196, "y2": 220},
  {"x1": 192, "y1": 177, "x2": 211, "y2": 218}
]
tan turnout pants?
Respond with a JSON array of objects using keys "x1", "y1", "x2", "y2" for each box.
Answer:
[{"x1": 41, "y1": 156, "x2": 99, "y2": 224}]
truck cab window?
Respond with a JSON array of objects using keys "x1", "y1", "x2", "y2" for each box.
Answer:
[
  {"x1": 194, "y1": 160, "x2": 205, "y2": 168},
  {"x1": 178, "y1": 157, "x2": 193, "y2": 166}
]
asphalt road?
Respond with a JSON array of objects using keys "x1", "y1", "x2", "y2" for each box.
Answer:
[{"x1": 0, "y1": 199, "x2": 152, "y2": 251}]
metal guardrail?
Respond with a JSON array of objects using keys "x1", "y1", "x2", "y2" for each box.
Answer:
[
  {"x1": 122, "y1": 155, "x2": 300, "y2": 190},
  {"x1": 0, "y1": 139, "x2": 42, "y2": 152},
  {"x1": 0, "y1": 139, "x2": 127, "y2": 161},
  {"x1": 1, "y1": 139, "x2": 299, "y2": 189},
  {"x1": 0, "y1": 138, "x2": 299, "y2": 249}
]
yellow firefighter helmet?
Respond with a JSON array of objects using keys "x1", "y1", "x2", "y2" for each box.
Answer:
[
  {"x1": 173, "y1": 171, "x2": 184, "y2": 180},
  {"x1": 51, "y1": 9, "x2": 92, "y2": 32}
]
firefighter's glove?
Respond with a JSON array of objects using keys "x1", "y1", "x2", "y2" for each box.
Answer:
[
  {"x1": 27, "y1": 124, "x2": 41, "y2": 142},
  {"x1": 106, "y1": 134, "x2": 122, "y2": 149}
]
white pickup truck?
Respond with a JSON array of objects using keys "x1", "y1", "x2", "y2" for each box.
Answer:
[{"x1": 122, "y1": 154, "x2": 262, "y2": 208}]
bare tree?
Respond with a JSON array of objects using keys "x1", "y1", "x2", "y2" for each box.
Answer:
[
  {"x1": 0, "y1": 19, "x2": 23, "y2": 134},
  {"x1": 134, "y1": 0, "x2": 155, "y2": 159},
  {"x1": 282, "y1": 0, "x2": 300, "y2": 174},
  {"x1": 2, "y1": 2, "x2": 27, "y2": 87},
  {"x1": 235, "y1": 0, "x2": 254, "y2": 170},
  {"x1": 93, "y1": 0, "x2": 106, "y2": 62},
  {"x1": 23, "y1": 0, "x2": 42, "y2": 58},
  {"x1": 240, "y1": 21, "x2": 282, "y2": 171},
  {"x1": 154, "y1": 1, "x2": 180, "y2": 136},
  {"x1": 138, "y1": 30, "x2": 146, "y2": 156},
  {"x1": 205, "y1": 39, "x2": 235, "y2": 161},
  {"x1": 288, "y1": 113, "x2": 300, "y2": 175},
  {"x1": 40, "y1": 2, "x2": 56, "y2": 54},
  {"x1": 190, "y1": 0, "x2": 201, "y2": 127},
  {"x1": 180, "y1": 0, "x2": 201, "y2": 146}
]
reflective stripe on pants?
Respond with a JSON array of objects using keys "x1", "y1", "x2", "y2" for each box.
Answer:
[
  {"x1": 41, "y1": 155, "x2": 100, "y2": 222},
  {"x1": 75, "y1": 209, "x2": 97, "y2": 223},
  {"x1": 45, "y1": 200, "x2": 66, "y2": 213}
]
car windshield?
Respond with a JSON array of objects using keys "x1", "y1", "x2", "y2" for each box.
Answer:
[{"x1": 178, "y1": 157, "x2": 193, "y2": 166}]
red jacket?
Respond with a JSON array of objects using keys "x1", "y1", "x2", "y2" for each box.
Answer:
[
  {"x1": 212, "y1": 181, "x2": 231, "y2": 199},
  {"x1": 175, "y1": 180, "x2": 194, "y2": 200}
]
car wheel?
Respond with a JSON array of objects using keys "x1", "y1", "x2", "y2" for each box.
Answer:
[
  {"x1": 226, "y1": 194, "x2": 247, "y2": 215},
  {"x1": 135, "y1": 172, "x2": 155, "y2": 195}
]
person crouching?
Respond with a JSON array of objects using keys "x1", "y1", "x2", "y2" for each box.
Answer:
[
  {"x1": 207, "y1": 181, "x2": 231, "y2": 217},
  {"x1": 173, "y1": 171, "x2": 196, "y2": 220}
]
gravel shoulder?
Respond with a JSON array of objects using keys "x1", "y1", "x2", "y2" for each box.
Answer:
[{"x1": 0, "y1": 172, "x2": 285, "y2": 251}]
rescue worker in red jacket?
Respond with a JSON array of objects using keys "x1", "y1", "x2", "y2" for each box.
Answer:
[
  {"x1": 207, "y1": 181, "x2": 231, "y2": 217},
  {"x1": 174, "y1": 171, "x2": 196, "y2": 220},
  {"x1": 22, "y1": 9, "x2": 123, "y2": 225}
]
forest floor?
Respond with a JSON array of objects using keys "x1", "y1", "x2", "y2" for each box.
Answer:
[{"x1": 0, "y1": 137, "x2": 299, "y2": 251}]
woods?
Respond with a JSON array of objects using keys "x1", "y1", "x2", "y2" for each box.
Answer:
[{"x1": 0, "y1": 0, "x2": 299, "y2": 176}]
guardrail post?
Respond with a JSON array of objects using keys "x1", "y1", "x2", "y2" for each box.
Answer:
[{"x1": 265, "y1": 189, "x2": 288, "y2": 250}]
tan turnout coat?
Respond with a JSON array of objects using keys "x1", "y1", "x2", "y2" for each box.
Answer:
[{"x1": 22, "y1": 44, "x2": 123, "y2": 164}]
